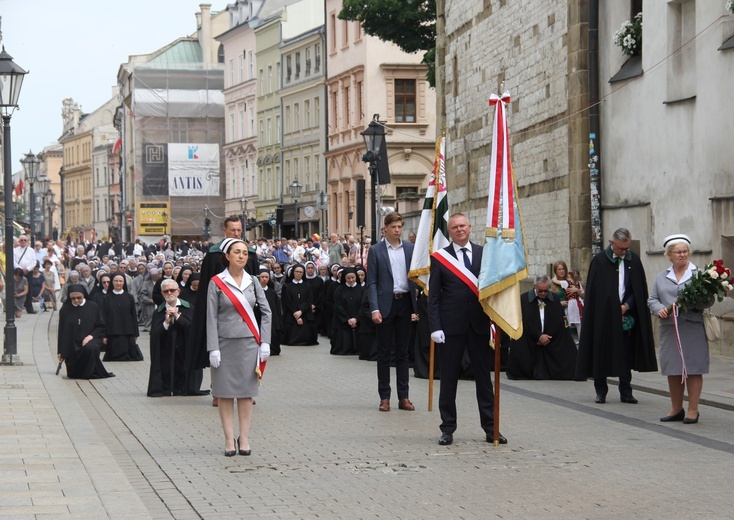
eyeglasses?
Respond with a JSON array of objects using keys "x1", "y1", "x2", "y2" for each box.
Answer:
[
  {"x1": 672, "y1": 250, "x2": 689, "y2": 256},
  {"x1": 162, "y1": 289, "x2": 178, "y2": 294}
]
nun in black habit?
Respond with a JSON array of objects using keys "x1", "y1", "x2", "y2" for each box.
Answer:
[
  {"x1": 101, "y1": 274, "x2": 144, "y2": 361},
  {"x1": 258, "y1": 267, "x2": 283, "y2": 355},
  {"x1": 281, "y1": 264, "x2": 317, "y2": 346},
  {"x1": 57, "y1": 285, "x2": 115, "y2": 379},
  {"x1": 330, "y1": 268, "x2": 362, "y2": 355}
]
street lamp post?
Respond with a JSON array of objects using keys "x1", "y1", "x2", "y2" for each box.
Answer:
[
  {"x1": 37, "y1": 176, "x2": 50, "y2": 240},
  {"x1": 240, "y1": 195, "x2": 247, "y2": 241},
  {"x1": 0, "y1": 46, "x2": 29, "y2": 365},
  {"x1": 289, "y1": 179, "x2": 302, "y2": 240},
  {"x1": 47, "y1": 197, "x2": 57, "y2": 241},
  {"x1": 20, "y1": 150, "x2": 40, "y2": 244},
  {"x1": 361, "y1": 114, "x2": 386, "y2": 244}
]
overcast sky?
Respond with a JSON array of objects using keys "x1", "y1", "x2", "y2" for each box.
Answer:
[{"x1": 1, "y1": 0, "x2": 228, "y2": 173}]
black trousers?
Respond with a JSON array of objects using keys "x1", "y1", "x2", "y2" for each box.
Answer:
[
  {"x1": 594, "y1": 333, "x2": 634, "y2": 398},
  {"x1": 376, "y1": 296, "x2": 412, "y2": 400},
  {"x1": 439, "y1": 327, "x2": 495, "y2": 434}
]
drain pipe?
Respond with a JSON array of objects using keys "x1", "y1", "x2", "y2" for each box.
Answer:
[{"x1": 588, "y1": 0, "x2": 603, "y2": 256}]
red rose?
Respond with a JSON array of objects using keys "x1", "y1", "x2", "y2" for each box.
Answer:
[{"x1": 713, "y1": 259, "x2": 724, "y2": 268}]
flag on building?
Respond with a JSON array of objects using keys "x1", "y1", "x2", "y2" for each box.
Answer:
[
  {"x1": 408, "y1": 135, "x2": 450, "y2": 294},
  {"x1": 478, "y1": 92, "x2": 528, "y2": 340},
  {"x1": 14, "y1": 178, "x2": 23, "y2": 196}
]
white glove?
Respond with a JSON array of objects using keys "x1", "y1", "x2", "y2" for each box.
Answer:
[
  {"x1": 209, "y1": 350, "x2": 221, "y2": 368},
  {"x1": 431, "y1": 330, "x2": 446, "y2": 344},
  {"x1": 259, "y1": 343, "x2": 271, "y2": 362}
]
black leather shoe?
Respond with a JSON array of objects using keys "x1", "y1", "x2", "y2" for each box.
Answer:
[
  {"x1": 620, "y1": 395, "x2": 638, "y2": 404},
  {"x1": 486, "y1": 433, "x2": 508, "y2": 445},
  {"x1": 237, "y1": 437, "x2": 251, "y2": 455},
  {"x1": 660, "y1": 409, "x2": 685, "y2": 422},
  {"x1": 438, "y1": 433, "x2": 453, "y2": 445},
  {"x1": 595, "y1": 394, "x2": 606, "y2": 404},
  {"x1": 683, "y1": 412, "x2": 699, "y2": 424}
]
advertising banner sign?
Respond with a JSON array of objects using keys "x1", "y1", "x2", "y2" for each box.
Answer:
[{"x1": 167, "y1": 143, "x2": 220, "y2": 197}]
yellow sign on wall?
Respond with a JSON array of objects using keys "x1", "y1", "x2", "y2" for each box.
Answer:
[{"x1": 137, "y1": 201, "x2": 170, "y2": 236}]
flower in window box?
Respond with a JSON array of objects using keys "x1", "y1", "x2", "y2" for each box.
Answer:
[{"x1": 613, "y1": 12, "x2": 643, "y2": 56}]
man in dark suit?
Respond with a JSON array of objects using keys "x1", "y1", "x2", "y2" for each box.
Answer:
[
  {"x1": 366, "y1": 212, "x2": 418, "y2": 412},
  {"x1": 428, "y1": 213, "x2": 507, "y2": 445}
]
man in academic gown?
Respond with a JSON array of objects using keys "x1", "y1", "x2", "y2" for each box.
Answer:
[
  {"x1": 147, "y1": 279, "x2": 193, "y2": 397},
  {"x1": 576, "y1": 228, "x2": 657, "y2": 403},
  {"x1": 507, "y1": 275, "x2": 578, "y2": 380},
  {"x1": 57, "y1": 284, "x2": 115, "y2": 380}
]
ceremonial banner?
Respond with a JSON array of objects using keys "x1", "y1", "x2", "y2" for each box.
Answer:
[
  {"x1": 167, "y1": 143, "x2": 221, "y2": 197},
  {"x1": 408, "y1": 136, "x2": 450, "y2": 294},
  {"x1": 478, "y1": 92, "x2": 528, "y2": 340}
]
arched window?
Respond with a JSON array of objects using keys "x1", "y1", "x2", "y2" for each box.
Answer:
[{"x1": 217, "y1": 44, "x2": 225, "y2": 64}]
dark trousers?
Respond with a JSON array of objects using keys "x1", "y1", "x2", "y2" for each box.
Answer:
[
  {"x1": 376, "y1": 296, "x2": 412, "y2": 400},
  {"x1": 439, "y1": 327, "x2": 495, "y2": 434},
  {"x1": 594, "y1": 333, "x2": 633, "y2": 397}
]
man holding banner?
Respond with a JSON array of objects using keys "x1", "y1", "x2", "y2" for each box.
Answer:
[{"x1": 428, "y1": 213, "x2": 507, "y2": 446}]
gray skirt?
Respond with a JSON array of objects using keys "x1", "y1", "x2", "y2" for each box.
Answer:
[
  {"x1": 658, "y1": 319, "x2": 709, "y2": 376},
  {"x1": 211, "y1": 336, "x2": 259, "y2": 398}
]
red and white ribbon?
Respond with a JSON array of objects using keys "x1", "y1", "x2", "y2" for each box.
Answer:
[{"x1": 671, "y1": 303, "x2": 688, "y2": 383}]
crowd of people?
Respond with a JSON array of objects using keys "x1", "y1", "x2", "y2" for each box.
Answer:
[{"x1": 2, "y1": 216, "x2": 712, "y2": 451}]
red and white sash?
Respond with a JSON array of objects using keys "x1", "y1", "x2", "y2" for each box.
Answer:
[
  {"x1": 212, "y1": 274, "x2": 261, "y2": 344},
  {"x1": 432, "y1": 248, "x2": 479, "y2": 297}
]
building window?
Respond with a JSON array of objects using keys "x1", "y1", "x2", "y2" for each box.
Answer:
[
  {"x1": 314, "y1": 96, "x2": 320, "y2": 125},
  {"x1": 294, "y1": 103, "x2": 300, "y2": 131},
  {"x1": 395, "y1": 79, "x2": 416, "y2": 122},
  {"x1": 276, "y1": 115, "x2": 281, "y2": 144},
  {"x1": 304, "y1": 99, "x2": 311, "y2": 128},
  {"x1": 295, "y1": 52, "x2": 301, "y2": 79},
  {"x1": 344, "y1": 86, "x2": 351, "y2": 126},
  {"x1": 354, "y1": 21, "x2": 362, "y2": 42},
  {"x1": 267, "y1": 118, "x2": 272, "y2": 145},
  {"x1": 218, "y1": 44, "x2": 225, "y2": 64},
  {"x1": 250, "y1": 107, "x2": 255, "y2": 136},
  {"x1": 331, "y1": 91, "x2": 338, "y2": 129},
  {"x1": 239, "y1": 54, "x2": 244, "y2": 83},
  {"x1": 286, "y1": 55, "x2": 292, "y2": 83},
  {"x1": 170, "y1": 119, "x2": 188, "y2": 142},
  {"x1": 230, "y1": 113, "x2": 236, "y2": 142},
  {"x1": 260, "y1": 120, "x2": 264, "y2": 144},
  {"x1": 239, "y1": 105, "x2": 246, "y2": 138},
  {"x1": 330, "y1": 14, "x2": 337, "y2": 53},
  {"x1": 315, "y1": 44, "x2": 321, "y2": 72},
  {"x1": 305, "y1": 48, "x2": 311, "y2": 76},
  {"x1": 248, "y1": 51, "x2": 254, "y2": 78},
  {"x1": 259, "y1": 69, "x2": 264, "y2": 96},
  {"x1": 229, "y1": 58, "x2": 235, "y2": 87},
  {"x1": 268, "y1": 65, "x2": 273, "y2": 93},
  {"x1": 341, "y1": 19, "x2": 349, "y2": 48},
  {"x1": 285, "y1": 106, "x2": 291, "y2": 133}
]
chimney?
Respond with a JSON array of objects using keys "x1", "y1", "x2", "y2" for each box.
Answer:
[{"x1": 199, "y1": 4, "x2": 212, "y2": 64}]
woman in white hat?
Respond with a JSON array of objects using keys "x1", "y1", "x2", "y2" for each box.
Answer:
[
  {"x1": 207, "y1": 238, "x2": 272, "y2": 456},
  {"x1": 647, "y1": 234, "x2": 708, "y2": 424}
]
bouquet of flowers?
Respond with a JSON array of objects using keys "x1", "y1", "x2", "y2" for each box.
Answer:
[
  {"x1": 667, "y1": 260, "x2": 732, "y2": 313},
  {"x1": 613, "y1": 12, "x2": 643, "y2": 56}
]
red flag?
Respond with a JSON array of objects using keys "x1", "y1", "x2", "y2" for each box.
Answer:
[{"x1": 14, "y1": 179, "x2": 23, "y2": 196}]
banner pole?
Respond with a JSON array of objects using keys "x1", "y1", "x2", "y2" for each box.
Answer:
[
  {"x1": 493, "y1": 328, "x2": 501, "y2": 446},
  {"x1": 428, "y1": 339, "x2": 435, "y2": 411}
]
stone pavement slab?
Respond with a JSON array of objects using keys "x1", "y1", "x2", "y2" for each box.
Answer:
[{"x1": 1, "y1": 309, "x2": 734, "y2": 519}]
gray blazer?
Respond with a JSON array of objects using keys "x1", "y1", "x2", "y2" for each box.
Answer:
[
  {"x1": 206, "y1": 272, "x2": 272, "y2": 351},
  {"x1": 647, "y1": 267, "x2": 703, "y2": 327}
]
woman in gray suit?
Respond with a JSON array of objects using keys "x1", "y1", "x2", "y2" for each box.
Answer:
[
  {"x1": 648, "y1": 234, "x2": 708, "y2": 424},
  {"x1": 207, "y1": 238, "x2": 271, "y2": 456}
]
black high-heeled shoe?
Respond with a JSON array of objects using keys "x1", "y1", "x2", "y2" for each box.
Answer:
[
  {"x1": 237, "y1": 437, "x2": 251, "y2": 456},
  {"x1": 660, "y1": 409, "x2": 685, "y2": 422},
  {"x1": 683, "y1": 412, "x2": 700, "y2": 424},
  {"x1": 225, "y1": 438, "x2": 237, "y2": 457}
]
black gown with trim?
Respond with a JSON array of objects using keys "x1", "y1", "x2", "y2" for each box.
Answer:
[
  {"x1": 57, "y1": 300, "x2": 114, "y2": 379},
  {"x1": 330, "y1": 283, "x2": 362, "y2": 355}
]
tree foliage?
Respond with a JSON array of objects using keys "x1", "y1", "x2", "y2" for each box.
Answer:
[{"x1": 339, "y1": 0, "x2": 437, "y2": 87}]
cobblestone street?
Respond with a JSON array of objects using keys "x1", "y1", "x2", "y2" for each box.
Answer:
[{"x1": 2, "y1": 311, "x2": 734, "y2": 519}]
